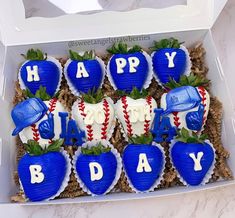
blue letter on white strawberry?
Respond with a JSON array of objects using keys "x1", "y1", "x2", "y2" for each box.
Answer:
[{"x1": 59, "y1": 112, "x2": 85, "y2": 146}]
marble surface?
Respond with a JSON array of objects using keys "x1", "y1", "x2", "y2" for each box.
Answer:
[{"x1": 1, "y1": 1, "x2": 235, "y2": 218}]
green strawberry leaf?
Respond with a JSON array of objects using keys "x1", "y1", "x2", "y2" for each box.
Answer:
[
  {"x1": 129, "y1": 133, "x2": 153, "y2": 145},
  {"x1": 23, "y1": 85, "x2": 55, "y2": 100},
  {"x1": 150, "y1": 38, "x2": 183, "y2": 51},
  {"x1": 176, "y1": 128, "x2": 208, "y2": 144},
  {"x1": 81, "y1": 88, "x2": 104, "y2": 104},
  {"x1": 69, "y1": 50, "x2": 95, "y2": 61},
  {"x1": 22, "y1": 49, "x2": 46, "y2": 61},
  {"x1": 107, "y1": 42, "x2": 142, "y2": 54},
  {"x1": 165, "y1": 73, "x2": 210, "y2": 89},
  {"x1": 46, "y1": 139, "x2": 63, "y2": 153},
  {"x1": 24, "y1": 140, "x2": 45, "y2": 156},
  {"x1": 81, "y1": 142, "x2": 111, "y2": 155},
  {"x1": 24, "y1": 139, "x2": 64, "y2": 155}
]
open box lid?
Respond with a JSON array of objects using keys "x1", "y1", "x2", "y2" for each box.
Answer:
[{"x1": 0, "y1": 0, "x2": 228, "y2": 46}]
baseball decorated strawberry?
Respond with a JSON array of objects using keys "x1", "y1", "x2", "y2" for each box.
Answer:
[
  {"x1": 18, "y1": 139, "x2": 71, "y2": 201},
  {"x1": 170, "y1": 128, "x2": 215, "y2": 186},
  {"x1": 13, "y1": 87, "x2": 68, "y2": 147},
  {"x1": 19, "y1": 49, "x2": 62, "y2": 97},
  {"x1": 107, "y1": 42, "x2": 152, "y2": 92},
  {"x1": 115, "y1": 88, "x2": 157, "y2": 139},
  {"x1": 64, "y1": 50, "x2": 105, "y2": 96},
  {"x1": 161, "y1": 73, "x2": 210, "y2": 132},
  {"x1": 150, "y1": 38, "x2": 191, "y2": 85},
  {"x1": 123, "y1": 133, "x2": 164, "y2": 192},
  {"x1": 72, "y1": 89, "x2": 115, "y2": 141},
  {"x1": 73, "y1": 141, "x2": 122, "y2": 196}
]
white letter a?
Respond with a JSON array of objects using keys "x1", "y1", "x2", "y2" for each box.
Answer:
[{"x1": 137, "y1": 153, "x2": 152, "y2": 173}]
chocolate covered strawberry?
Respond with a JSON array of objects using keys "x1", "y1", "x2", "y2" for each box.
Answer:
[
  {"x1": 16, "y1": 87, "x2": 67, "y2": 147},
  {"x1": 161, "y1": 73, "x2": 210, "y2": 132},
  {"x1": 18, "y1": 140, "x2": 70, "y2": 201},
  {"x1": 170, "y1": 128, "x2": 215, "y2": 186},
  {"x1": 123, "y1": 133, "x2": 164, "y2": 192},
  {"x1": 64, "y1": 50, "x2": 105, "y2": 96},
  {"x1": 73, "y1": 142, "x2": 121, "y2": 196},
  {"x1": 107, "y1": 42, "x2": 152, "y2": 92},
  {"x1": 72, "y1": 89, "x2": 115, "y2": 141},
  {"x1": 150, "y1": 38, "x2": 190, "y2": 85},
  {"x1": 115, "y1": 88, "x2": 157, "y2": 139},
  {"x1": 19, "y1": 49, "x2": 62, "y2": 97}
]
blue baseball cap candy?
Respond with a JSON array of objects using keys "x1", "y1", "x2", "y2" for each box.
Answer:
[
  {"x1": 11, "y1": 98, "x2": 48, "y2": 136},
  {"x1": 163, "y1": 86, "x2": 202, "y2": 115}
]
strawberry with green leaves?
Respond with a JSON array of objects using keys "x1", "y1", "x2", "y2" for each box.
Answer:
[
  {"x1": 123, "y1": 133, "x2": 164, "y2": 192},
  {"x1": 19, "y1": 87, "x2": 67, "y2": 147},
  {"x1": 72, "y1": 89, "x2": 115, "y2": 141},
  {"x1": 107, "y1": 42, "x2": 152, "y2": 92},
  {"x1": 18, "y1": 140, "x2": 71, "y2": 201},
  {"x1": 150, "y1": 38, "x2": 191, "y2": 85},
  {"x1": 115, "y1": 88, "x2": 157, "y2": 139},
  {"x1": 170, "y1": 128, "x2": 215, "y2": 186},
  {"x1": 19, "y1": 49, "x2": 62, "y2": 97},
  {"x1": 64, "y1": 50, "x2": 105, "y2": 96},
  {"x1": 160, "y1": 73, "x2": 210, "y2": 132},
  {"x1": 73, "y1": 141, "x2": 121, "y2": 196}
]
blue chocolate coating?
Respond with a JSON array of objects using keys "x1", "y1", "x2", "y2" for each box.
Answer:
[
  {"x1": 18, "y1": 152, "x2": 67, "y2": 201},
  {"x1": 66, "y1": 59, "x2": 103, "y2": 94},
  {"x1": 76, "y1": 151, "x2": 117, "y2": 195},
  {"x1": 186, "y1": 104, "x2": 204, "y2": 131},
  {"x1": 152, "y1": 48, "x2": 186, "y2": 84},
  {"x1": 163, "y1": 86, "x2": 202, "y2": 115},
  {"x1": 171, "y1": 141, "x2": 214, "y2": 186},
  {"x1": 108, "y1": 52, "x2": 149, "y2": 92},
  {"x1": 11, "y1": 98, "x2": 48, "y2": 136},
  {"x1": 123, "y1": 144, "x2": 163, "y2": 192},
  {"x1": 20, "y1": 60, "x2": 60, "y2": 97}
]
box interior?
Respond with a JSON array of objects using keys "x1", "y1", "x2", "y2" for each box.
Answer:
[{"x1": 0, "y1": 28, "x2": 235, "y2": 205}]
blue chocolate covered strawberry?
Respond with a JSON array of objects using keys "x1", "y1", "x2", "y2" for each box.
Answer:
[
  {"x1": 171, "y1": 128, "x2": 215, "y2": 186},
  {"x1": 123, "y1": 133, "x2": 164, "y2": 192},
  {"x1": 74, "y1": 142, "x2": 121, "y2": 196},
  {"x1": 64, "y1": 50, "x2": 105, "y2": 96},
  {"x1": 150, "y1": 38, "x2": 191, "y2": 85},
  {"x1": 19, "y1": 49, "x2": 62, "y2": 97},
  {"x1": 107, "y1": 43, "x2": 152, "y2": 92},
  {"x1": 18, "y1": 140, "x2": 71, "y2": 202}
]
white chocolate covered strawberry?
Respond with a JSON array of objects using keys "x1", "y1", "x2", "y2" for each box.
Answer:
[
  {"x1": 160, "y1": 74, "x2": 210, "y2": 132},
  {"x1": 72, "y1": 89, "x2": 115, "y2": 141},
  {"x1": 115, "y1": 88, "x2": 157, "y2": 138}
]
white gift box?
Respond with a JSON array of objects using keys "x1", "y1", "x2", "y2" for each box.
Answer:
[{"x1": 0, "y1": 0, "x2": 234, "y2": 205}]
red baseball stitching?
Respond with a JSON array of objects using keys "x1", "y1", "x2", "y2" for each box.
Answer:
[
  {"x1": 121, "y1": 96, "x2": 133, "y2": 137},
  {"x1": 31, "y1": 123, "x2": 40, "y2": 142},
  {"x1": 172, "y1": 112, "x2": 181, "y2": 127},
  {"x1": 101, "y1": 99, "x2": 110, "y2": 139},
  {"x1": 48, "y1": 98, "x2": 57, "y2": 113},
  {"x1": 197, "y1": 86, "x2": 207, "y2": 124},
  {"x1": 144, "y1": 96, "x2": 152, "y2": 134},
  {"x1": 78, "y1": 99, "x2": 93, "y2": 141}
]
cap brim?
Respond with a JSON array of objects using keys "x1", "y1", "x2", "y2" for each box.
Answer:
[
  {"x1": 163, "y1": 102, "x2": 199, "y2": 116},
  {"x1": 11, "y1": 111, "x2": 46, "y2": 136}
]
